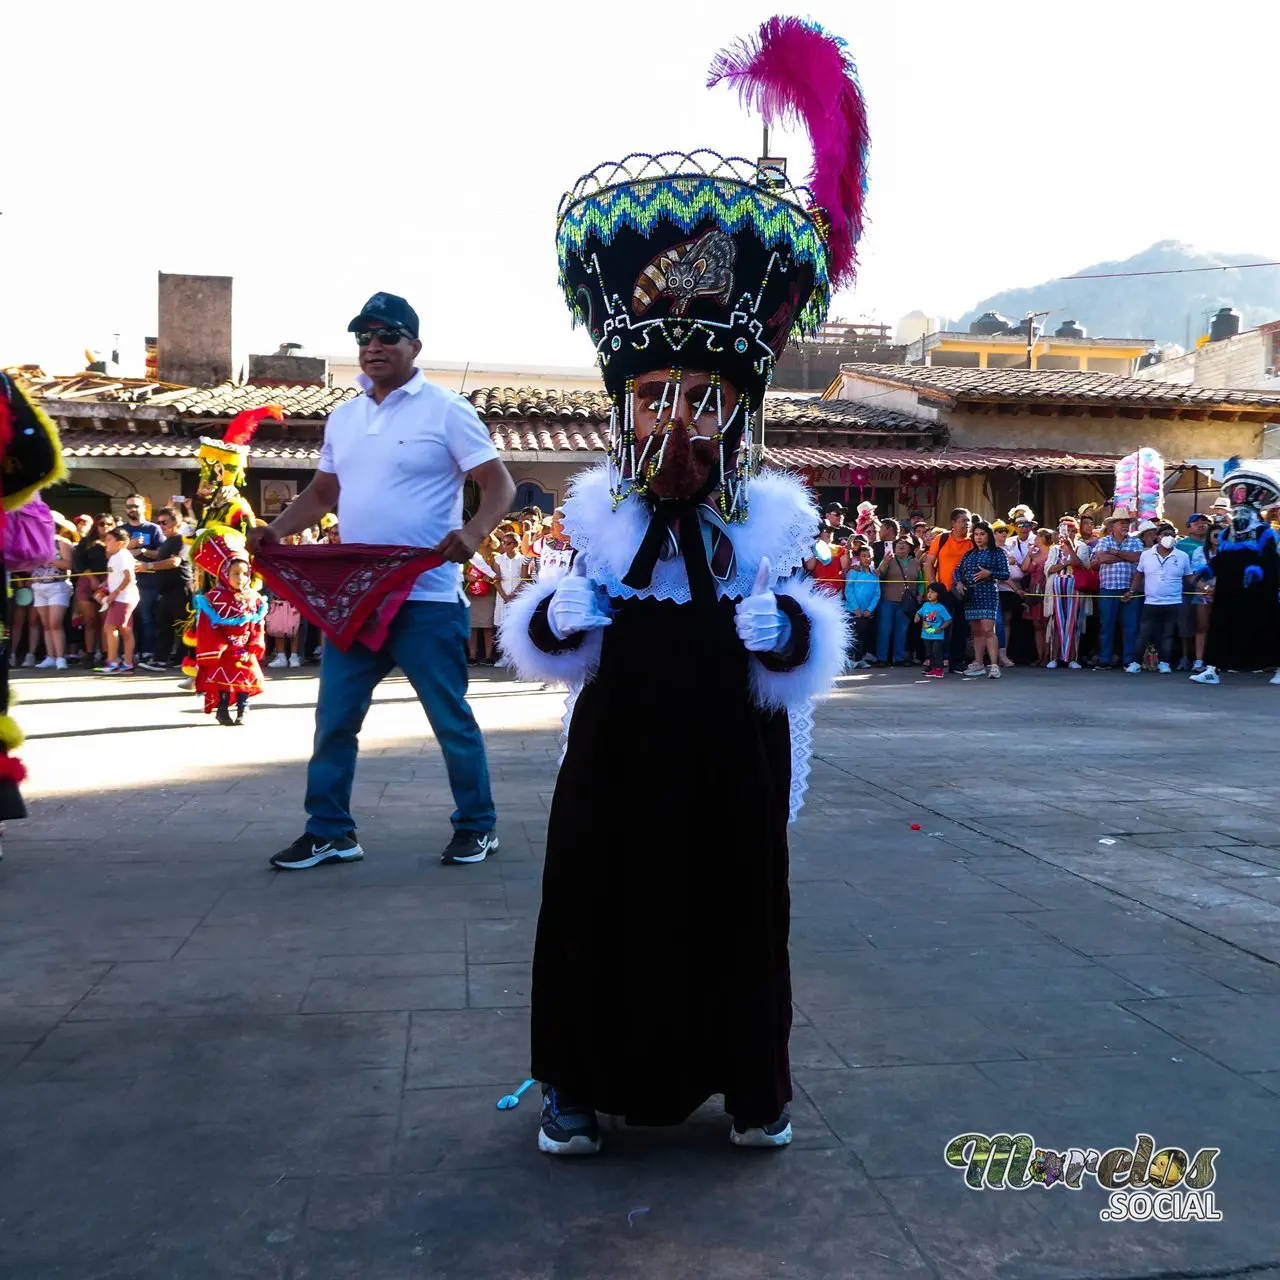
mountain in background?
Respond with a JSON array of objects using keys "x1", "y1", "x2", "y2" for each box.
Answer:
[{"x1": 956, "y1": 241, "x2": 1280, "y2": 347}]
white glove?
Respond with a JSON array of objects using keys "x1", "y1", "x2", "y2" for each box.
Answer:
[
  {"x1": 734, "y1": 557, "x2": 793, "y2": 653},
  {"x1": 546, "y1": 560, "x2": 612, "y2": 641}
]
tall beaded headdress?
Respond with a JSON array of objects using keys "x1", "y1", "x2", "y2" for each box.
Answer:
[{"x1": 555, "y1": 16, "x2": 870, "y2": 536}]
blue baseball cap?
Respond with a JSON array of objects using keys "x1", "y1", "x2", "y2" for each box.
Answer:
[
  {"x1": 1187, "y1": 512, "x2": 1210, "y2": 526},
  {"x1": 347, "y1": 292, "x2": 419, "y2": 339}
]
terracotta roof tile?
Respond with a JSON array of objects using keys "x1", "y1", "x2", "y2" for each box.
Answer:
[
  {"x1": 764, "y1": 444, "x2": 1128, "y2": 473},
  {"x1": 60, "y1": 431, "x2": 321, "y2": 462},
  {"x1": 840, "y1": 363, "x2": 1280, "y2": 411}
]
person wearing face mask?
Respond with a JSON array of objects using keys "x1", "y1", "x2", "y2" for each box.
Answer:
[{"x1": 1125, "y1": 522, "x2": 1193, "y2": 673}]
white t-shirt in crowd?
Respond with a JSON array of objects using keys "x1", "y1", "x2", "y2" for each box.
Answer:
[
  {"x1": 1136, "y1": 546, "x2": 1191, "y2": 606},
  {"x1": 318, "y1": 371, "x2": 499, "y2": 602},
  {"x1": 107, "y1": 548, "x2": 140, "y2": 605}
]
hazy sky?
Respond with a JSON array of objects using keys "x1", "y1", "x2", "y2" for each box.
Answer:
[{"x1": 3, "y1": 0, "x2": 1276, "y2": 377}]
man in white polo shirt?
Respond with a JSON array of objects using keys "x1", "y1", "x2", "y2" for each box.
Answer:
[
  {"x1": 1125, "y1": 520, "x2": 1193, "y2": 674},
  {"x1": 250, "y1": 292, "x2": 515, "y2": 869}
]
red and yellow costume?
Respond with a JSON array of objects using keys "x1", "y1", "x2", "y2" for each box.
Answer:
[
  {"x1": 192, "y1": 532, "x2": 267, "y2": 716},
  {"x1": 181, "y1": 406, "x2": 280, "y2": 678}
]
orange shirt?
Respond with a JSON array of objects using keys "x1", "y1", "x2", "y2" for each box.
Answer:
[{"x1": 928, "y1": 533, "x2": 974, "y2": 590}]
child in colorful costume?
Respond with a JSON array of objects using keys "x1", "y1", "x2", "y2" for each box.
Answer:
[
  {"x1": 0, "y1": 372, "x2": 65, "y2": 824},
  {"x1": 180, "y1": 406, "x2": 279, "y2": 680},
  {"x1": 192, "y1": 531, "x2": 267, "y2": 725}
]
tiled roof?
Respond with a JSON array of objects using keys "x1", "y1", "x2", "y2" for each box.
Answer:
[
  {"x1": 59, "y1": 432, "x2": 320, "y2": 462},
  {"x1": 764, "y1": 444, "x2": 1126, "y2": 473},
  {"x1": 840, "y1": 363, "x2": 1280, "y2": 410},
  {"x1": 465, "y1": 387, "x2": 611, "y2": 423}
]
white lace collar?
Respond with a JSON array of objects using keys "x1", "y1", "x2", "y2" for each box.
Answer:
[{"x1": 561, "y1": 463, "x2": 819, "y2": 603}]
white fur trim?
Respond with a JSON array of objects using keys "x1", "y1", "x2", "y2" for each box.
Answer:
[
  {"x1": 561, "y1": 463, "x2": 820, "y2": 603},
  {"x1": 748, "y1": 578, "x2": 849, "y2": 713},
  {"x1": 496, "y1": 577, "x2": 604, "y2": 688}
]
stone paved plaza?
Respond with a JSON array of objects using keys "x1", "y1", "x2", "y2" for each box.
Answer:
[{"x1": 3, "y1": 664, "x2": 1280, "y2": 1279}]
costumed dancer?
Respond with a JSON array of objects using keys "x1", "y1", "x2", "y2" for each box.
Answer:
[
  {"x1": 179, "y1": 406, "x2": 279, "y2": 683},
  {"x1": 1190, "y1": 463, "x2": 1280, "y2": 685},
  {"x1": 0, "y1": 372, "x2": 66, "y2": 831},
  {"x1": 498, "y1": 15, "x2": 865, "y2": 1154},
  {"x1": 191, "y1": 531, "x2": 267, "y2": 725}
]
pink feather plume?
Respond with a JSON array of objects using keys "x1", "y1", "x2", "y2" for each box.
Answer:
[{"x1": 708, "y1": 16, "x2": 870, "y2": 289}]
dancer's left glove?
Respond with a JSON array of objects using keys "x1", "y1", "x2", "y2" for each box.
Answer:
[
  {"x1": 734, "y1": 557, "x2": 792, "y2": 653},
  {"x1": 546, "y1": 559, "x2": 613, "y2": 641}
]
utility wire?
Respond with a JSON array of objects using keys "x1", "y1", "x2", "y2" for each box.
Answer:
[{"x1": 1061, "y1": 261, "x2": 1280, "y2": 281}]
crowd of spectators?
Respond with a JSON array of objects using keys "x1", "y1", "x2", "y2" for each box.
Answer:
[
  {"x1": 8, "y1": 490, "x2": 1243, "y2": 683},
  {"x1": 802, "y1": 499, "x2": 1233, "y2": 678}
]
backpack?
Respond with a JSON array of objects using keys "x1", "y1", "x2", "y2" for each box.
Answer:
[{"x1": 4, "y1": 496, "x2": 55, "y2": 572}]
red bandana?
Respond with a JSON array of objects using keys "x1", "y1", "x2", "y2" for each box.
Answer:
[{"x1": 254, "y1": 543, "x2": 444, "y2": 651}]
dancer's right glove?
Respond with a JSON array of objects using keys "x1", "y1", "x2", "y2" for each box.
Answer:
[{"x1": 546, "y1": 560, "x2": 613, "y2": 640}]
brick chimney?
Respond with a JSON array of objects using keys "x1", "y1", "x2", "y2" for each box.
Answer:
[{"x1": 157, "y1": 271, "x2": 233, "y2": 386}]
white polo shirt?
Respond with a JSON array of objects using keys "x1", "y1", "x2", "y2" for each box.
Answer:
[
  {"x1": 319, "y1": 371, "x2": 498, "y2": 602},
  {"x1": 1136, "y1": 546, "x2": 1192, "y2": 606}
]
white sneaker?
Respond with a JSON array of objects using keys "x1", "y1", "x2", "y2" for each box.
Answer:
[
  {"x1": 1271, "y1": 671, "x2": 1280, "y2": 686},
  {"x1": 1158, "y1": 662, "x2": 1172, "y2": 674},
  {"x1": 962, "y1": 663, "x2": 986, "y2": 677},
  {"x1": 1068, "y1": 661, "x2": 1082, "y2": 670},
  {"x1": 22, "y1": 654, "x2": 36, "y2": 668},
  {"x1": 1191, "y1": 669, "x2": 1221, "y2": 685},
  {"x1": 987, "y1": 665, "x2": 1001, "y2": 679},
  {"x1": 288, "y1": 653, "x2": 301, "y2": 668},
  {"x1": 1046, "y1": 660, "x2": 1059, "y2": 670},
  {"x1": 730, "y1": 1114, "x2": 793, "y2": 1148},
  {"x1": 1125, "y1": 662, "x2": 1141, "y2": 674},
  {"x1": 35, "y1": 657, "x2": 56, "y2": 669},
  {"x1": 1192, "y1": 660, "x2": 1205, "y2": 672},
  {"x1": 267, "y1": 653, "x2": 287, "y2": 669},
  {"x1": 55, "y1": 657, "x2": 68, "y2": 670}
]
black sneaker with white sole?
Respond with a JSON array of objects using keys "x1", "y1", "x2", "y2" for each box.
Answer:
[
  {"x1": 439, "y1": 830, "x2": 499, "y2": 864},
  {"x1": 730, "y1": 1110, "x2": 793, "y2": 1148},
  {"x1": 538, "y1": 1086, "x2": 602, "y2": 1156},
  {"x1": 269, "y1": 833, "x2": 364, "y2": 871}
]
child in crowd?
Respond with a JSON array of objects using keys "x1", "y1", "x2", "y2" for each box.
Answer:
[
  {"x1": 843, "y1": 543, "x2": 881, "y2": 669},
  {"x1": 192, "y1": 533, "x2": 267, "y2": 726},
  {"x1": 915, "y1": 583, "x2": 952, "y2": 679},
  {"x1": 98, "y1": 527, "x2": 139, "y2": 674},
  {"x1": 264, "y1": 536, "x2": 303, "y2": 669}
]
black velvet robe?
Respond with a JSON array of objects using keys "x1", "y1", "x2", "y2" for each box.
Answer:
[
  {"x1": 1204, "y1": 534, "x2": 1280, "y2": 671},
  {"x1": 528, "y1": 593, "x2": 804, "y2": 1127}
]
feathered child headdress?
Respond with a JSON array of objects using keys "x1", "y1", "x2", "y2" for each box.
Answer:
[{"x1": 198, "y1": 405, "x2": 284, "y2": 487}]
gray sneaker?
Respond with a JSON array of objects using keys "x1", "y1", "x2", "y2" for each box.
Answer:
[{"x1": 538, "y1": 1086, "x2": 602, "y2": 1156}]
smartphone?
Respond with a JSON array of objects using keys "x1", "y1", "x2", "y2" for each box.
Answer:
[{"x1": 171, "y1": 494, "x2": 185, "y2": 506}]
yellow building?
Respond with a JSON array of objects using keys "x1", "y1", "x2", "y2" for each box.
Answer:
[{"x1": 903, "y1": 325, "x2": 1151, "y2": 375}]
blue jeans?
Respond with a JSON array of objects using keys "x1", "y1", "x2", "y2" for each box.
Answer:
[
  {"x1": 995, "y1": 603, "x2": 1006, "y2": 650},
  {"x1": 1097, "y1": 588, "x2": 1142, "y2": 666},
  {"x1": 875, "y1": 599, "x2": 909, "y2": 663},
  {"x1": 304, "y1": 600, "x2": 495, "y2": 840},
  {"x1": 135, "y1": 583, "x2": 159, "y2": 656}
]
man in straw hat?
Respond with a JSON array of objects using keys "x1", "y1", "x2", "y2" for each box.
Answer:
[{"x1": 1091, "y1": 508, "x2": 1143, "y2": 669}]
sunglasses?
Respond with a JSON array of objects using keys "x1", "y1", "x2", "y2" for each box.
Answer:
[{"x1": 355, "y1": 328, "x2": 410, "y2": 347}]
